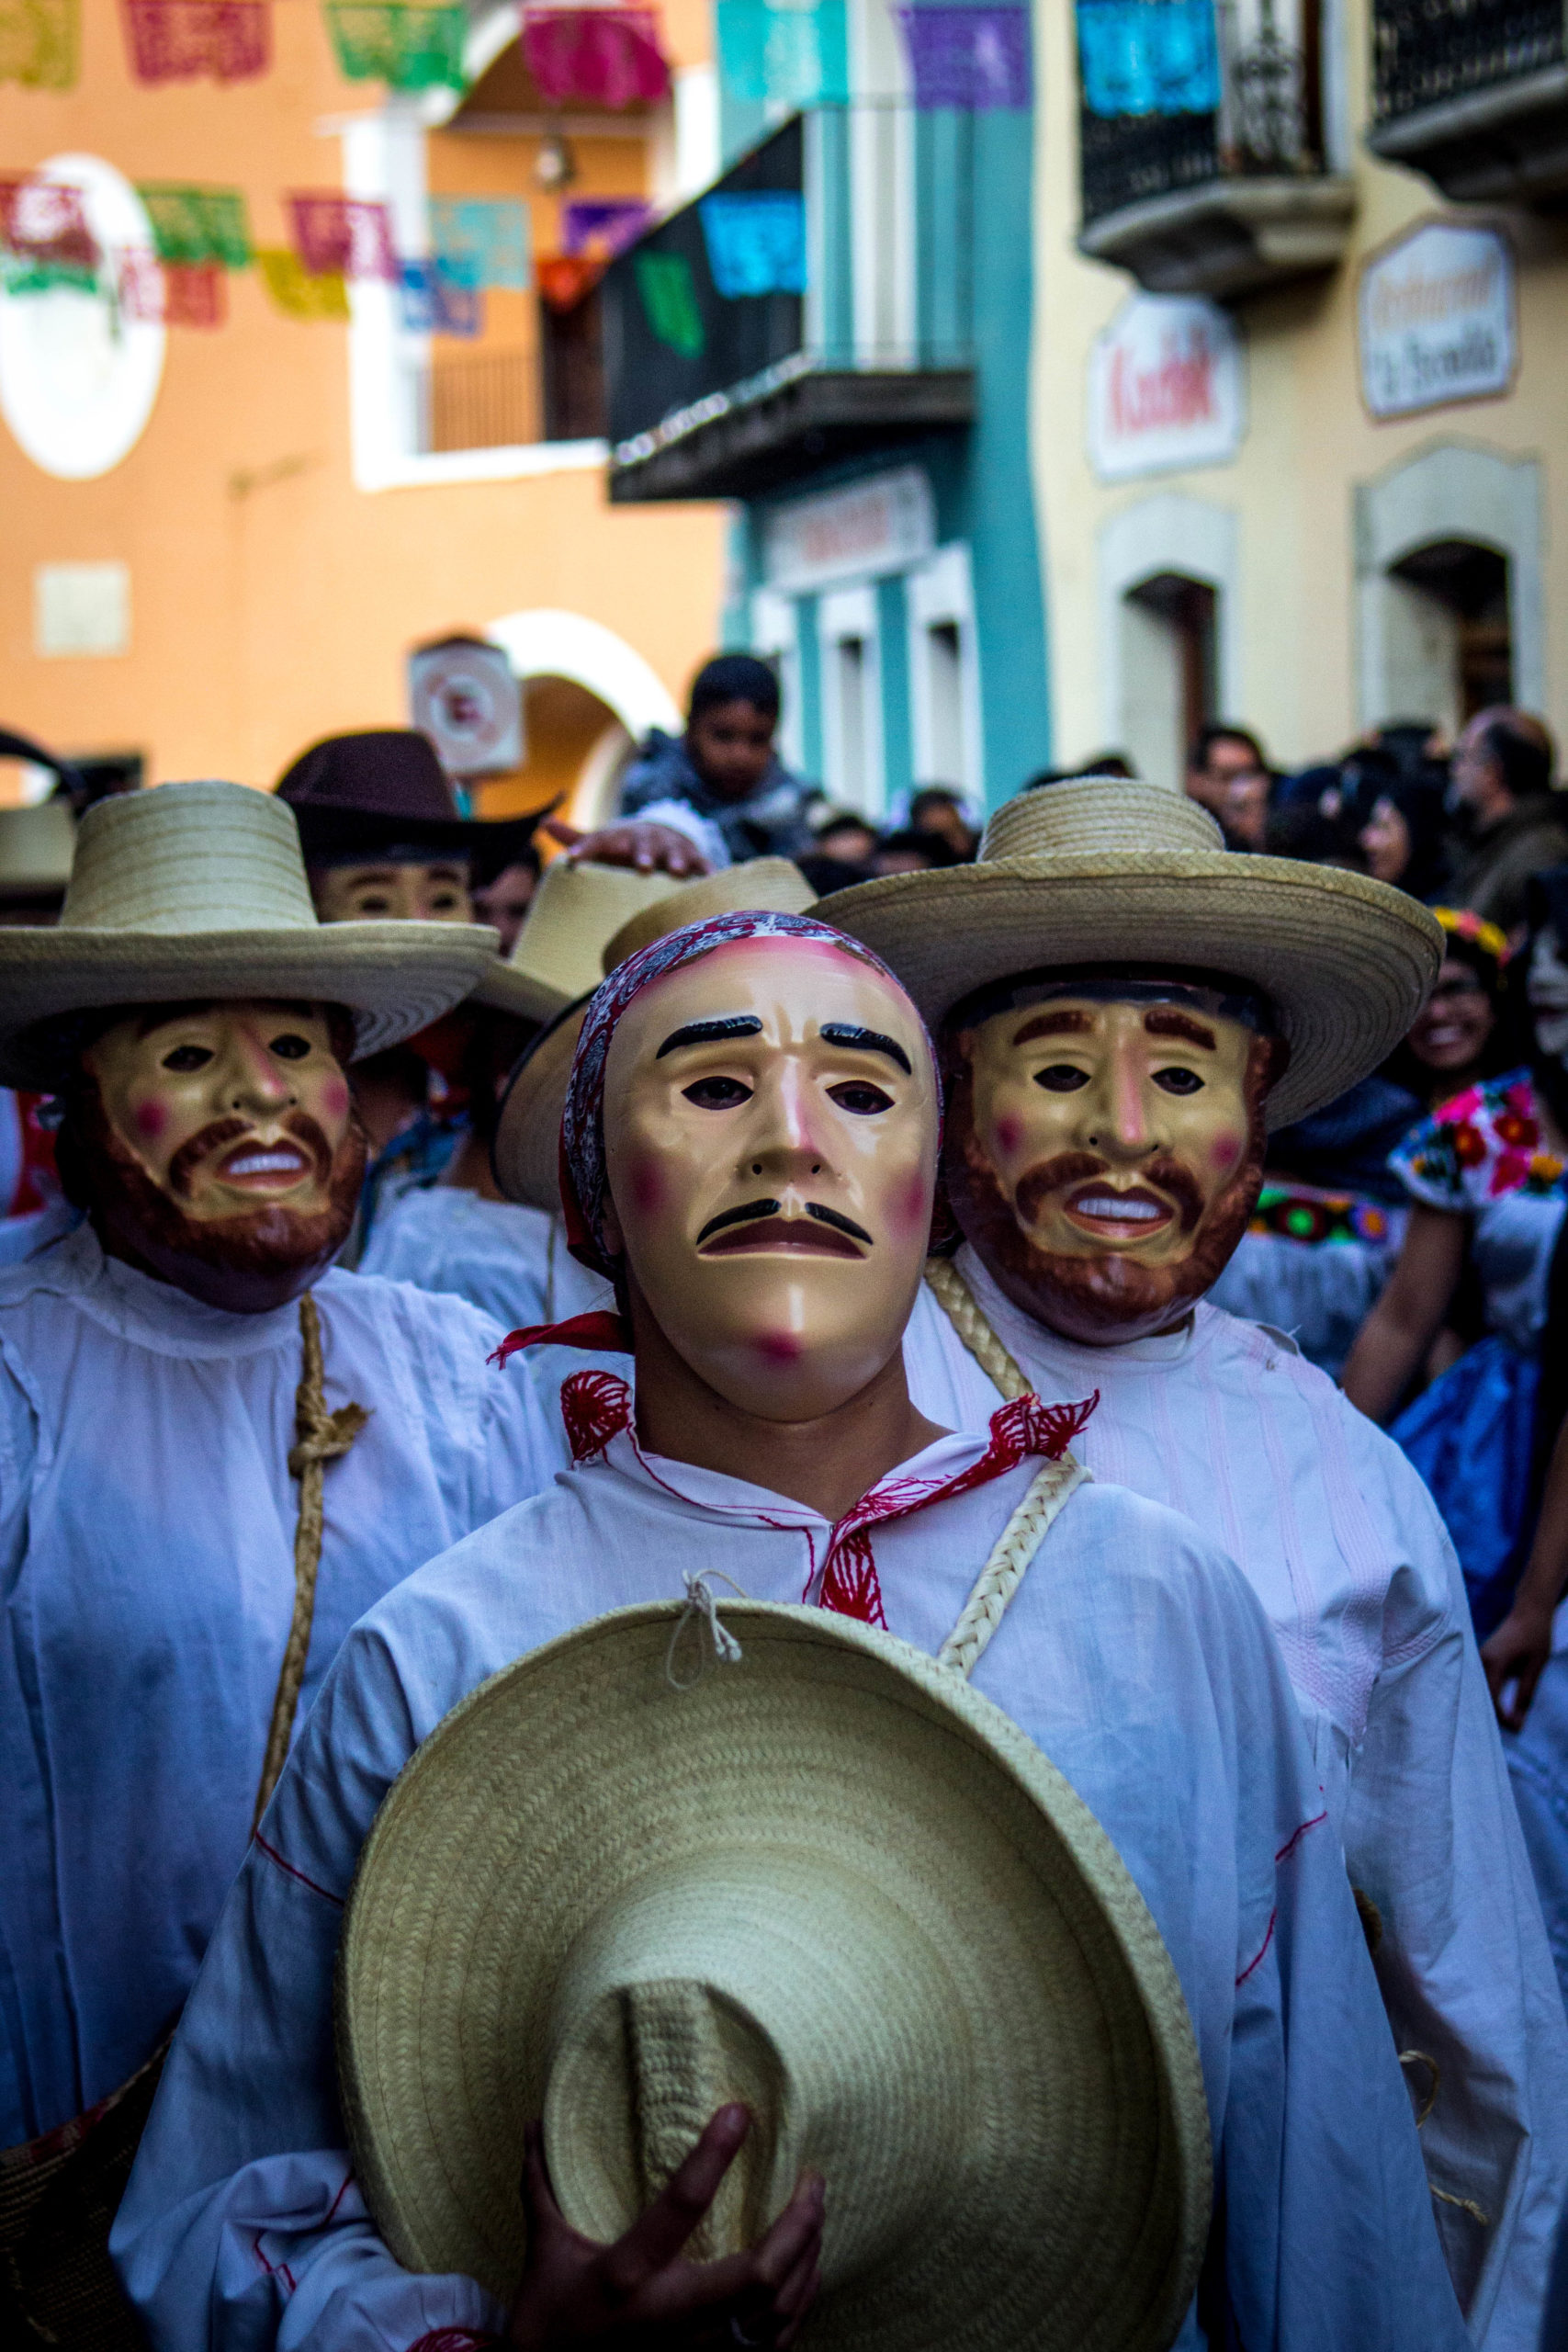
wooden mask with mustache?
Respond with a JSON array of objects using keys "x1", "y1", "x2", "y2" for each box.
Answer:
[{"x1": 941, "y1": 982, "x2": 1282, "y2": 1345}]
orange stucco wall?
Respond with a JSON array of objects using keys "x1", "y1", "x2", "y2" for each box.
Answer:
[{"x1": 0, "y1": 4, "x2": 725, "y2": 793}]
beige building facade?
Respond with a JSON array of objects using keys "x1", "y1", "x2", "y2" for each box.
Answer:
[{"x1": 1031, "y1": 0, "x2": 1568, "y2": 786}]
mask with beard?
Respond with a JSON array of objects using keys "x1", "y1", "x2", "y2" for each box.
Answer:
[
  {"x1": 62, "y1": 999, "x2": 367, "y2": 1315},
  {"x1": 942, "y1": 974, "x2": 1284, "y2": 1346}
]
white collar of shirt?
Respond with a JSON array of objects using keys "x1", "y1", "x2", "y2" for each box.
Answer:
[
  {"x1": 592, "y1": 1419, "x2": 999, "y2": 1541},
  {"x1": 1, "y1": 1219, "x2": 310, "y2": 1360}
]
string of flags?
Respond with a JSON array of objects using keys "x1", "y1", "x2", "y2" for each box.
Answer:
[
  {"x1": 0, "y1": 0, "x2": 675, "y2": 98},
  {"x1": 713, "y1": 0, "x2": 1032, "y2": 114},
  {"x1": 0, "y1": 175, "x2": 540, "y2": 336}
]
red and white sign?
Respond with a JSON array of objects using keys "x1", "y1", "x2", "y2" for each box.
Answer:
[
  {"x1": 408, "y1": 637, "x2": 523, "y2": 778},
  {"x1": 1087, "y1": 294, "x2": 1245, "y2": 481}
]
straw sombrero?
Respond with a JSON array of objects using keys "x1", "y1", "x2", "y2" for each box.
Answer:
[
  {"x1": 491, "y1": 859, "x2": 818, "y2": 1212},
  {"x1": 0, "y1": 780, "x2": 505, "y2": 1090},
  {"x1": 337, "y1": 1600, "x2": 1211, "y2": 2352},
  {"x1": 829, "y1": 778, "x2": 1443, "y2": 1128},
  {"x1": 0, "y1": 798, "x2": 74, "y2": 900},
  {"x1": 471, "y1": 855, "x2": 687, "y2": 1023}
]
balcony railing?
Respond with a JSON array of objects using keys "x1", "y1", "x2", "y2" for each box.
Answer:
[
  {"x1": 1076, "y1": 0, "x2": 1355, "y2": 298},
  {"x1": 602, "y1": 103, "x2": 976, "y2": 503},
  {"x1": 1368, "y1": 0, "x2": 1568, "y2": 204}
]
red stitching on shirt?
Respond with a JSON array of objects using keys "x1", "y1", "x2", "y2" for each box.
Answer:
[
  {"x1": 560, "y1": 1369, "x2": 633, "y2": 1464},
  {"x1": 1274, "y1": 1809, "x2": 1326, "y2": 1865},
  {"x1": 250, "y1": 2233, "x2": 296, "y2": 2294},
  {"x1": 1236, "y1": 1909, "x2": 1276, "y2": 1986},
  {"x1": 324, "y1": 2169, "x2": 354, "y2": 2224},
  {"x1": 253, "y1": 1831, "x2": 344, "y2": 1910},
  {"x1": 406, "y1": 2334, "x2": 504, "y2": 2351}
]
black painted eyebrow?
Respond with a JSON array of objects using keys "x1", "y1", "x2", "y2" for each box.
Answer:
[
  {"x1": 818, "y1": 1023, "x2": 912, "y2": 1075},
  {"x1": 656, "y1": 1015, "x2": 764, "y2": 1058}
]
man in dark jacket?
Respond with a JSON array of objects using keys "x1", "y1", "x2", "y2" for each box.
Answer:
[{"x1": 1449, "y1": 707, "x2": 1568, "y2": 935}]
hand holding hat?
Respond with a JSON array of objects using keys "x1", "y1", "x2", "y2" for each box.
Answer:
[{"x1": 509, "y1": 2108, "x2": 822, "y2": 2351}]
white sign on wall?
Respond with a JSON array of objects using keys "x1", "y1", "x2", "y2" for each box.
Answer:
[
  {"x1": 408, "y1": 636, "x2": 523, "y2": 776},
  {"x1": 1359, "y1": 221, "x2": 1516, "y2": 420},
  {"x1": 763, "y1": 466, "x2": 936, "y2": 594},
  {"x1": 1087, "y1": 294, "x2": 1245, "y2": 481}
]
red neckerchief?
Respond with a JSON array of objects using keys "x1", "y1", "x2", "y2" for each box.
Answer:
[{"x1": 543, "y1": 1368, "x2": 1098, "y2": 1630}]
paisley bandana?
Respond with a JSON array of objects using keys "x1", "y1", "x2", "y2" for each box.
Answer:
[{"x1": 559, "y1": 910, "x2": 935, "y2": 1279}]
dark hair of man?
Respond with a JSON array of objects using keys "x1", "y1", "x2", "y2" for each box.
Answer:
[
  {"x1": 1479, "y1": 714, "x2": 1553, "y2": 802},
  {"x1": 687, "y1": 654, "x2": 781, "y2": 724},
  {"x1": 1188, "y1": 722, "x2": 1267, "y2": 775}
]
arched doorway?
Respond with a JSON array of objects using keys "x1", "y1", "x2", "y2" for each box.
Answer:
[
  {"x1": 1119, "y1": 572, "x2": 1217, "y2": 792},
  {"x1": 473, "y1": 608, "x2": 683, "y2": 831},
  {"x1": 1355, "y1": 444, "x2": 1543, "y2": 735}
]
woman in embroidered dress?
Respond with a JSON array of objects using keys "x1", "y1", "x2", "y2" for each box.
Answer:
[
  {"x1": 1210, "y1": 909, "x2": 1510, "y2": 1376},
  {"x1": 1343, "y1": 881, "x2": 1568, "y2": 1636}
]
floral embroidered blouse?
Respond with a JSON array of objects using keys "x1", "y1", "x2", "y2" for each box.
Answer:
[{"x1": 1391, "y1": 1069, "x2": 1568, "y2": 1351}]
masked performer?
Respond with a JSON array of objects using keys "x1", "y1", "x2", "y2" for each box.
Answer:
[
  {"x1": 829, "y1": 774, "x2": 1568, "y2": 2350},
  {"x1": 118, "y1": 911, "x2": 1463, "y2": 2352},
  {"x1": 0, "y1": 785, "x2": 567, "y2": 2308}
]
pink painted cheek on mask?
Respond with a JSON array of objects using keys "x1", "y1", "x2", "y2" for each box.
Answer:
[
  {"x1": 321, "y1": 1076, "x2": 350, "y2": 1123},
  {"x1": 131, "y1": 1098, "x2": 167, "y2": 1143},
  {"x1": 1210, "y1": 1132, "x2": 1242, "y2": 1174},
  {"x1": 627, "y1": 1155, "x2": 665, "y2": 1217},
  {"x1": 991, "y1": 1112, "x2": 1024, "y2": 1159},
  {"x1": 889, "y1": 1168, "x2": 931, "y2": 1236}
]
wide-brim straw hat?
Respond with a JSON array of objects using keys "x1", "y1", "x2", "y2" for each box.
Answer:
[
  {"x1": 491, "y1": 859, "x2": 818, "y2": 1211},
  {"x1": 471, "y1": 857, "x2": 688, "y2": 1023},
  {"x1": 0, "y1": 780, "x2": 505, "y2": 1090},
  {"x1": 828, "y1": 777, "x2": 1443, "y2": 1129},
  {"x1": 337, "y1": 1600, "x2": 1211, "y2": 2351}
]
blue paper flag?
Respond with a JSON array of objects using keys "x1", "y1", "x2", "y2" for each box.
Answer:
[
  {"x1": 1076, "y1": 0, "x2": 1220, "y2": 119},
  {"x1": 699, "y1": 191, "x2": 807, "y2": 299},
  {"x1": 716, "y1": 0, "x2": 849, "y2": 107}
]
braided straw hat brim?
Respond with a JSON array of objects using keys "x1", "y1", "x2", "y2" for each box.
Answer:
[
  {"x1": 489, "y1": 862, "x2": 818, "y2": 1211},
  {"x1": 491, "y1": 996, "x2": 588, "y2": 1212},
  {"x1": 0, "y1": 923, "x2": 504, "y2": 1090},
  {"x1": 829, "y1": 851, "x2": 1442, "y2": 1129},
  {"x1": 337, "y1": 1600, "x2": 1211, "y2": 2352}
]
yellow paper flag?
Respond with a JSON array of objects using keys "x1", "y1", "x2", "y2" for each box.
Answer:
[{"x1": 255, "y1": 247, "x2": 350, "y2": 321}]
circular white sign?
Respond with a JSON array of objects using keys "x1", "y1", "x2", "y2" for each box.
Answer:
[{"x1": 0, "y1": 153, "x2": 165, "y2": 481}]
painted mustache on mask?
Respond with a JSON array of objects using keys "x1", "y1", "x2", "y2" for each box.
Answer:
[
  {"x1": 1014, "y1": 1150, "x2": 1208, "y2": 1236},
  {"x1": 696, "y1": 1197, "x2": 874, "y2": 1250},
  {"x1": 167, "y1": 1112, "x2": 334, "y2": 1199}
]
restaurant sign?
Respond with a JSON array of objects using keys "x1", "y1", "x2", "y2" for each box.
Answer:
[{"x1": 1359, "y1": 220, "x2": 1515, "y2": 420}]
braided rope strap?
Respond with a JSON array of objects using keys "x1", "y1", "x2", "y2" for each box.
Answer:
[
  {"x1": 252, "y1": 1294, "x2": 369, "y2": 1829},
  {"x1": 937, "y1": 1452, "x2": 1089, "y2": 1679},
  {"x1": 926, "y1": 1259, "x2": 1091, "y2": 1679},
  {"x1": 925, "y1": 1255, "x2": 1031, "y2": 1402}
]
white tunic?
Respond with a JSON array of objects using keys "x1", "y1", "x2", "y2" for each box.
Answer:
[
  {"x1": 0, "y1": 1224, "x2": 569, "y2": 2149},
  {"x1": 356, "y1": 1183, "x2": 613, "y2": 1331},
  {"x1": 903, "y1": 1246, "x2": 1568, "y2": 2352},
  {"x1": 114, "y1": 1396, "x2": 1465, "y2": 2352}
]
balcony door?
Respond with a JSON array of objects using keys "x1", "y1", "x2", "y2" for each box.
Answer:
[{"x1": 1385, "y1": 539, "x2": 1512, "y2": 731}]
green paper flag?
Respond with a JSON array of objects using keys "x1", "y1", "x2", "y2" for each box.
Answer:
[
  {"x1": 636, "y1": 251, "x2": 705, "y2": 358},
  {"x1": 322, "y1": 1, "x2": 467, "y2": 92},
  {"x1": 136, "y1": 185, "x2": 253, "y2": 271}
]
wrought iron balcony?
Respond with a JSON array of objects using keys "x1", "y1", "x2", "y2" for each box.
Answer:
[
  {"x1": 1367, "y1": 0, "x2": 1568, "y2": 205},
  {"x1": 1075, "y1": 0, "x2": 1355, "y2": 299},
  {"x1": 602, "y1": 104, "x2": 975, "y2": 503}
]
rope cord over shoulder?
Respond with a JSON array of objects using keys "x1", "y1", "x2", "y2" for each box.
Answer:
[
  {"x1": 937, "y1": 1453, "x2": 1089, "y2": 1679},
  {"x1": 252, "y1": 1294, "x2": 369, "y2": 1829},
  {"x1": 925, "y1": 1256, "x2": 1032, "y2": 1403}
]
